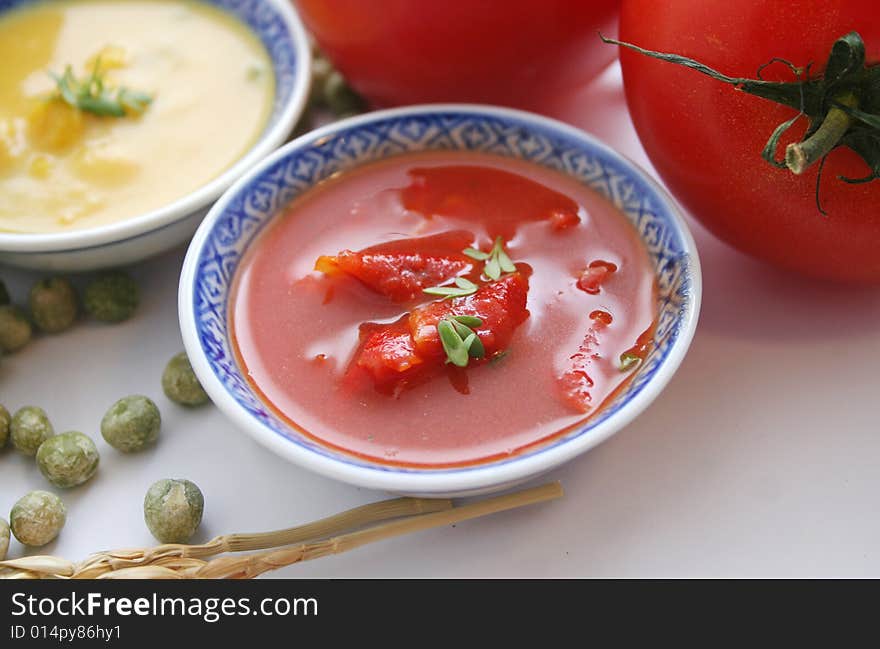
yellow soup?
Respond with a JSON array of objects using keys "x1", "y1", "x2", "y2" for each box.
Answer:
[{"x1": 0, "y1": 0, "x2": 275, "y2": 233}]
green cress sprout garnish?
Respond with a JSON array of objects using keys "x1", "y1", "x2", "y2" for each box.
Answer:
[
  {"x1": 423, "y1": 276, "x2": 479, "y2": 299},
  {"x1": 437, "y1": 315, "x2": 486, "y2": 368},
  {"x1": 49, "y1": 60, "x2": 152, "y2": 118},
  {"x1": 464, "y1": 236, "x2": 516, "y2": 280},
  {"x1": 424, "y1": 237, "x2": 517, "y2": 298},
  {"x1": 425, "y1": 238, "x2": 516, "y2": 366},
  {"x1": 619, "y1": 351, "x2": 642, "y2": 372}
]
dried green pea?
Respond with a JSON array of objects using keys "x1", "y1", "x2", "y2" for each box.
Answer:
[
  {"x1": 143, "y1": 478, "x2": 204, "y2": 543},
  {"x1": 0, "y1": 305, "x2": 33, "y2": 353},
  {"x1": 29, "y1": 277, "x2": 77, "y2": 333},
  {"x1": 83, "y1": 271, "x2": 139, "y2": 323},
  {"x1": 291, "y1": 112, "x2": 315, "y2": 138},
  {"x1": 36, "y1": 431, "x2": 100, "y2": 488},
  {"x1": 0, "y1": 517, "x2": 9, "y2": 560},
  {"x1": 10, "y1": 406, "x2": 54, "y2": 456},
  {"x1": 0, "y1": 404, "x2": 9, "y2": 450},
  {"x1": 308, "y1": 55, "x2": 333, "y2": 107},
  {"x1": 101, "y1": 395, "x2": 160, "y2": 452},
  {"x1": 10, "y1": 490, "x2": 66, "y2": 547},
  {"x1": 162, "y1": 352, "x2": 209, "y2": 407},
  {"x1": 322, "y1": 70, "x2": 365, "y2": 116}
]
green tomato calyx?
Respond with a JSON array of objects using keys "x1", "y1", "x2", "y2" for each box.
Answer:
[{"x1": 602, "y1": 31, "x2": 880, "y2": 215}]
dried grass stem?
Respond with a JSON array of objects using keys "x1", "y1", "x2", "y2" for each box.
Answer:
[{"x1": 0, "y1": 482, "x2": 563, "y2": 579}]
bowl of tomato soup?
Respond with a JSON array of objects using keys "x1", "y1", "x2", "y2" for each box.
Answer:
[
  {"x1": 0, "y1": 0, "x2": 310, "y2": 270},
  {"x1": 180, "y1": 105, "x2": 701, "y2": 496}
]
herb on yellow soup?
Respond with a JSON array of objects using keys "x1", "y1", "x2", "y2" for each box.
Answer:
[{"x1": 49, "y1": 60, "x2": 153, "y2": 118}]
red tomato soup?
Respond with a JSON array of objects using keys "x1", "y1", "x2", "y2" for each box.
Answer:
[{"x1": 231, "y1": 151, "x2": 657, "y2": 467}]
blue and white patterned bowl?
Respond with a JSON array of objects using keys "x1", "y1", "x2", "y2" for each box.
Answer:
[
  {"x1": 179, "y1": 105, "x2": 702, "y2": 497},
  {"x1": 0, "y1": 0, "x2": 310, "y2": 271}
]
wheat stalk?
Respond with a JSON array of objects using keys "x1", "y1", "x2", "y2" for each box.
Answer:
[{"x1": 0, "y1": 482, "x2": 563, "y2": 579}]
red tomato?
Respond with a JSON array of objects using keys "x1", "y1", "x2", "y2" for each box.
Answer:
[
  {"x1": 350, "y1": 273, "x2": 531, "y2": 394},
  {"x1": 315, "y1": 230, "x2": 475, "y2": 303},
  {"x1": 294, "y1": 0, "x2": 620, "y2": 112},
  {"x1": 619, "y1": 0, "x2": 880, "y2": 282},
  {"x1": 408, "y1": 272, "x2": 530, "y2": 360}
]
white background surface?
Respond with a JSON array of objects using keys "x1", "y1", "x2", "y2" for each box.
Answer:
[{"x1": 3, "y1": 63, "x2": 879, "y2": 578}]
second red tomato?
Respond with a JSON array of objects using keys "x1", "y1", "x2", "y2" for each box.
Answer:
[{"x1": 294, "y1": 0, "x2": 620, "y2": 112}]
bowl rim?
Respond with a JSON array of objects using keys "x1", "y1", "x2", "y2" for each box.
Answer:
[
  {"x1": 0, "y1": 0, "x2": 311, "y2": 253},
  {"x1": 179, "y1": 103, "x2": 703, "y2": 494}
]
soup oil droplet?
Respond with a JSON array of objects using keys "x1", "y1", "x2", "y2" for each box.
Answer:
[
  {"x1": 577, "y1": 260, "x2": 618, "y2": 294},
  {"x1": 548, "y1": 208, "x2": 581, "y2": 231},
  {"x1": 589, "y1": 310, "x2": 613, "y2": 326}
]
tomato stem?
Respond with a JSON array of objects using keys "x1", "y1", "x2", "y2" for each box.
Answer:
[
  {"x1": 603, "y1": 31, "x2": 880, "y2": 213},
  {"x1": 785, "y1": 93, "x2": 857, "y2": 174}
]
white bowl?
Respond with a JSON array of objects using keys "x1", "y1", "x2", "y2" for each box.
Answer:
[
  {"x1": 179, "y1": 105, "x2": 702, "y2": 497},
  {"x1": 0, "y1": 0, "x2": 311, "y2": 272}
]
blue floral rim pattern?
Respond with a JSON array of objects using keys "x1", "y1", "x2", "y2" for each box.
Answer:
[{"x1": 192, "y1": 110, "x2": 696, "y2": 475}]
